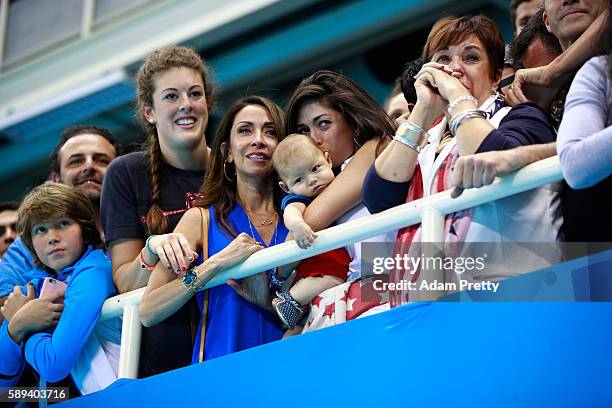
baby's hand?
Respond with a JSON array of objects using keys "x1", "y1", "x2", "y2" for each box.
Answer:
[{"x1": 293, "y1": 223, "x2": 317, "y2": 249}]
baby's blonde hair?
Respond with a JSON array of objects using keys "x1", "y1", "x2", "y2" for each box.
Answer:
[{"x1": 272, "y1": 134, "x2": 326, "y2": 181}]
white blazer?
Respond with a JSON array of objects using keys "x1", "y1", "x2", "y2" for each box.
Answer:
[{"x1": 416, "y1": 96, "x2": 564, "y2": 283}]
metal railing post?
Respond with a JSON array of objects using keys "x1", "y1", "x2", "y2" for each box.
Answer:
[
  {"x1": 117, "y1": 303, "x2": 141, "y2": 379},
  {"x1": 415, "y1": 207, "x2": 446, "y2": 301}
]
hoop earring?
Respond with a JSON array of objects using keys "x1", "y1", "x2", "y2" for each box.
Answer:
[
  {"x1": 223, "y1": 160, "x2": 235, "y2": 182},
  {"x1": 353, "y1": 136, "x2": 362, "y2": 148}
]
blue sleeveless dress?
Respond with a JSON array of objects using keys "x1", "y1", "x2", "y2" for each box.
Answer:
[{"x1": 191, "y1": 204, "x2": 287, "y2": 363}]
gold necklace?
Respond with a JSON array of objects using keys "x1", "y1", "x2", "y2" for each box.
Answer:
[
  {"x1": 247, "y1": 215, "x2": 278, "y2": 246},
  {"x1": 245, "y1": 210, "x2": 277, "y2": 227}
]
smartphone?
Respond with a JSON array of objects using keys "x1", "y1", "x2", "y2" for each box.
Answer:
[{"x1": 40, "y1": 277, "x2": 67, "y2": 303}]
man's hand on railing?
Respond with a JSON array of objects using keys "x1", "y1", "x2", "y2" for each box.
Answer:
[
  {"x1": 451, "y1": 143, "x2": 558, "y2": 198},
  {"x1": 450, "y1": 150, "x2": 519, "y2": 198}
]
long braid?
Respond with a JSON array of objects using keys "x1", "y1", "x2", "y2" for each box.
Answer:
[
  {"x1": 136, "y1": 46, "x2": 214, "y2": 236},
  {"x1": 146, "y1": 133, "x2": 168, "y2": 235}
]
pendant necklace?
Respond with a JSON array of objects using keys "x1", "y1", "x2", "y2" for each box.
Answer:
[
  {"x1": 245, "y1": 208, "x2": 276, "y2": 226},
  {"x1": 246, "y1": 213, "x2": 279, "y2": 289},
  {"x1": 247, "y1": 213, "x2": 278, "y2": 247}
]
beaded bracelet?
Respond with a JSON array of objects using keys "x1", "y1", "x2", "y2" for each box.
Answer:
[
  {"x1": 447, "y1": 95, "x2": 478, "y2": 115},
  {"x1": 449, "y1": 109, "x2": 487, "y2": 136},
  {"x1": 394, "y1": 120, "x2": 428, "y2": 153},
  {"x1": 145, "y1": 235, "x2": 157, "y2": 257},
  {"x1": 270, "y1": 268, "x2": 289, "y2": 288},
  {"x1": 139, "y1": 249, "x2": 156, "y2": 272}
]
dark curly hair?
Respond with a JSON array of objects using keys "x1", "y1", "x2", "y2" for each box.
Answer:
[
  {"x1": 50, "y1": 125, "x2": 120, "y2": 176},
  {"x1": 400, "y1": 57, "x2": 423, "y2": 106},
  {"x1": 509, "y1": 9, "x2": 561, "y2": 69}
]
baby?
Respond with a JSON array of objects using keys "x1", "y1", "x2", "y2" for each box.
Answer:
[{"x1": 271, "y1": 134, "x2": 350, "y2": 330}]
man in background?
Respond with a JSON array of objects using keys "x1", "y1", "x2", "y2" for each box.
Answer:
[
  {"x1": 510, "y1": 0, "x2": 542, "y2": 37},
  {"x1": 0, "y1": 202, "x2": 19, "y2": 261},
  {"x1": 0, "y1": 125, "x2": 120, "y2": 323}
]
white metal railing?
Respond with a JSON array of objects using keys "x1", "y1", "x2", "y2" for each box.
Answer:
[{"x1": 99, "y1": 155, "x2": 563, "y2": 378}]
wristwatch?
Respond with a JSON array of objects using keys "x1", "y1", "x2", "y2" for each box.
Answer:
[{"x1": 182, "y1": 268, "x2": 200, "y2": 292}]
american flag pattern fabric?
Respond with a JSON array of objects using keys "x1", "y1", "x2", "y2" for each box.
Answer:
[{"x1": 302, "y1": 280, "x2": 390, "y2": 332}]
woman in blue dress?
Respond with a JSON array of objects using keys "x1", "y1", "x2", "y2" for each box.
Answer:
[{"x1": 139, "y1": 95, "x2": 288, "y2": 362}]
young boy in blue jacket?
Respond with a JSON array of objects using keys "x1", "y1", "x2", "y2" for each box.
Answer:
[{"x1": 0, "y1": 183, "x2": 116, "y2": 396}]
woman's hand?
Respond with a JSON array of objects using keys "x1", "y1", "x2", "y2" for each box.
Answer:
[
  {"x1": 1, "y1": 284, "x2": 35, "y2": 321},
  {"x1": 147, "y1": 233, "x2": 198, "y2": 274},
  {"x1": 8, "y1": 292, "x2": 64, "y2": 343},
  {"x1": 412, "y1": 64, "x2": 449, "y2": 119},
  {"x1": 410, "y1": 62, "x2": 466, "y2": 127},
  {"x1": 415, "y1": 62, "x2": 469, "y2": 102},
  {"x1": 207, "y1": 233, "x2": 263, "y2": 272},
  {"x1": 215, "y1": 233, "x2": 271, "y2": 311}
]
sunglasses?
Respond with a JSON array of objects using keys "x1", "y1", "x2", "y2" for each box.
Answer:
[{"x1": 497, "y1": 75, "x2": 515, "y2": 93}]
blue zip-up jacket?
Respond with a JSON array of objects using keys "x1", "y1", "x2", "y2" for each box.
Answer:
[
  {"x1": 0, "y1": 237, "x2": 39, "y2": 297},
  {"x1": 0, "y1": 246, "x2": 115, "y2": 385}
]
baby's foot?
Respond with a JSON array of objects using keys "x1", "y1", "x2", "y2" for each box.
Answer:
[{"x1": 272, "y1": 291, "x2": 306, "y2": 329}]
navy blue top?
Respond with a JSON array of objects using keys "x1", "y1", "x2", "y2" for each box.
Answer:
[
  {"x1": 362, "y1": 102, "x2": 555, "y2": 214},
  {"x1": 475, "y1": 102, "x2": 555, "y2": 152},
  {"x1": 191, "y1": 205, "x2": 288, "y2": 363},
  {"x1": 281, "y1": 194, "x2": 311, "y2": 210}
]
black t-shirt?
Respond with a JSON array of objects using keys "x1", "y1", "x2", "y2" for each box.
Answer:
[{"x1": 101, "y1": 151, "x2": 204, "y2": 378}]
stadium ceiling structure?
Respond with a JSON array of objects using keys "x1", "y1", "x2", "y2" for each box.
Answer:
[{"x1": 0, "y1": 0, "x2": 511, "y2": 200}]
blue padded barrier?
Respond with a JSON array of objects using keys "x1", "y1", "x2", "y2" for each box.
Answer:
[{"x1": 60, "y1": 251, "x2": 612, "y2": 407}]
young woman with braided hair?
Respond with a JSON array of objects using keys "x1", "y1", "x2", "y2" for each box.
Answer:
[{"x1": 100, "y1": 45, "x2": 213, "y2": 377}]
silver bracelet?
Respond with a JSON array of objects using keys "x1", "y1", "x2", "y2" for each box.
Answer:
[
  {"x1": 447, "y1": 95, "x2": 478, "y2": 115},
  {"x1": 449, "y1": 109, "x2": 487, "y2": 136},
  {"x1": 394, "y1": 120, "x2": 428, "y2": 153},
  {"x1": 393, "y1": 134, "x2": 421, "y2": 153}
]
